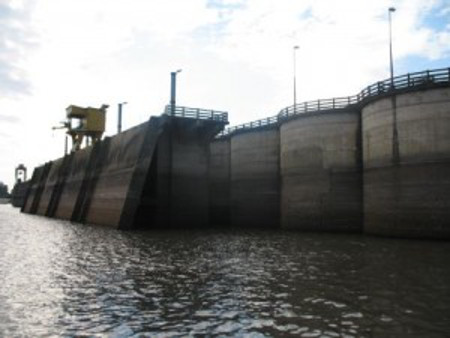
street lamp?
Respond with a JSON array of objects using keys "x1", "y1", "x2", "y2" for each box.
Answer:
[
  {"x1": 118, "y1": 101, "x2": 127, "y2": 134},
  {"x1": 170, "y1": 69, "x2": 182, "y2": 116},
  {"x1": 293, "y1": 46, "x2": 299, "y2": 112},
  {"x1": 388, "y1": 7, "x2": 396, "y2": 88}
]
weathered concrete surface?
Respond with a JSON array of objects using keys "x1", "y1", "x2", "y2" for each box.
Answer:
[
  {"x1": 280, "y1": 110, "x2": 362, "y2": 231},
  {"x1": 230, "y1": 128, "x2": 280, "y2": 228},
  {"x1": 83, "y1": 124, "x2": 149, "y2": 227},
  {"x1": 23, "y1": 115, "x2": 225, "y2": 229},
  {"x1": 36, "y1": 158, "x2": 64, "y2": 216},
  {"x1": 54, "y1": 147, "x2": 93, "y2": 220},
  {"x1": 22, "y1": 117, "x2": 163, "y2": 228},
  {"x1": 11, "y1": 181, "x2": 30, "y2": 208},
  {"x1": 114, "y1": 116, "x2": 166, "y2": 229},
  {"x1": 22, "y1": 162, "x2": 52, "y2": 214},
  {"x1": 82, "y1": 117, "x2": 165, "y2": 228},
  {"x1": 209, "y1": 138, "x2": 231, "y2": 226},
  {"x1": 170, "y1": 119, "x2": 217, "y2": 227},
  {"x1": 134, "y1": 118, "x2": 223, "y2": 228},
  {"x1": 362, "y1": 87, "x2": 450, "y2": 238}
]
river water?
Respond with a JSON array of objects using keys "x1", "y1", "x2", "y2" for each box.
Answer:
[{"x1": 0, "y1": 205, "x2": 449, "y2": 337}]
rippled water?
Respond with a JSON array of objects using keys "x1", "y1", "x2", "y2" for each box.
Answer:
[{"x1": 1, "y1": 205, "x2": 449, "y2": 337}]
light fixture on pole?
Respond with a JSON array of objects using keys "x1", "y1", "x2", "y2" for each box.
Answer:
[
  {"x1": 293, "y1": 46, "x2": 299, "y2": 113},
  {"x1": 388, "y1": 7, "x2": 396, "y2": 88},
  {"x1": 170, "y1": 69, "x2": 182, "y2": 116},
  {"x1": 118, "y1": 101, "x2": 127, "y2": 134}
]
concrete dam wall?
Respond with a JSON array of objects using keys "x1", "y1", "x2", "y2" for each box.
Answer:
[
  {"x1": 230, "y1": 127, "x2": 280, "y2": 228},
  {"x1": 209, "y1": 138, "x2": 231, "y2": 226},
  {"x1": 21, "y1": 110, "x2": 228, "y2": 229},
  {"x1": 11, "y1": 181, "x2": 30, "y2": 208},
  {"x1": 362, "y1": 87, "x2": 450, "y2": 238},
  {"x1": 21, "y1": 68, "x2": 450, "y2": 239},
  {"x1": 280, "y1": 109, "x2": 362, "y2": 232},
  {"x1": 210, "y1": 68, "x2": 450, "y2": 239}
]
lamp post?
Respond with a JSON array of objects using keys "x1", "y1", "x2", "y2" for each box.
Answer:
[
  {"x1": 388, "y1": 7, "x2": 396, "y2": 88},
  {"x1": 170, "y1": 69, "x2": 182, "y2": 116},
  {"x1": 118, "y1": 101, "x2": 127, "y2": 134},
  {"x1": 293, "y1": 46, "x2": 299, "y2": 112}
]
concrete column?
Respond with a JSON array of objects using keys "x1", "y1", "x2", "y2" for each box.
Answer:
[
  {"x1": 230, "y1": 128, "x2": 280, "y2": 228},
  {"x1": 362, "y1": 87, "x2": 450, "y2": 238},
  {"x1": 280, "y1": 110, "x2": 362, "y2": 232},
  {"x1": 209, "y1": 138, "x2": 231, "y2": 226}
]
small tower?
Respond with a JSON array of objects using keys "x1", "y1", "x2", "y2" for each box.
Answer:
[{"x1": 15, "y1": 164, "x2": 27, "y2": 183}]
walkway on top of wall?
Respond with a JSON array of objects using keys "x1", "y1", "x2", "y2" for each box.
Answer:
[
  {"x1": 163, "y1": 105, "x2": 229, "y2": 123},
  {"x1": 217, "y1": 67, "x2": 450, "y2": 138}
]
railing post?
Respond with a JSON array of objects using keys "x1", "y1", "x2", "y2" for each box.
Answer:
[
  {"x1": 317, "y1": 99, "x2": 320, "y2": 110},
  {"x1": 304, "y1": 102, "x2": 307, "y2": 113},
  {"x1": 332, "y1": 98, "x2": 335, "y2": 109},
  {"x1": 348, "y1": 96, "x2": 350, "y2": 104},
  {"x1": 407, "y1": 74, "x2": 411, "y2": 87},
  {"x1": 196, "y1": 108, "x2": 200, "y2": 119}
]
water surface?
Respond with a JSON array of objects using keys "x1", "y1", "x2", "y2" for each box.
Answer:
[{"x1": 0, "y1": 205, "x2": 449, "y2": 337}]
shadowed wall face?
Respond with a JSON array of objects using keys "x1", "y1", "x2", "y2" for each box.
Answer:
[
  {"x1": 22, "y1": 164, "x2": 50, "y2": 214},
  {"x1": 230, "y1": 128, "x2": 280, "y2": 228},
  {"x1": 209, "y1": 138, "x2": 231, "y2": 226},
  {"x1": 363, "y1": 88, "x2": 450, "y2": 239},
  {"x1": 36, "y1": 158, "x2": 63, "y2": 216},
  {"x1": 84, "y1": 124, "x2": 149, "y2": 227},
  {"x1": 169, "y1": 121, "x2": 211, "y2": 227},
  {"x1": 280, "y1": 111, "x2": 362, "y2": 232},
  {"x1": 135, "y1": 118, "x2": 222, "y2": 229},
  {"x1": 11, "y1": 181, "x2": 30, "y2": 208},
  {"x1": 54, "y1": 147, "x2": 92, "y2": 220}
]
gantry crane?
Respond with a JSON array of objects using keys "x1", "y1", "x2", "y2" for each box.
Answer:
[{"x1": 53, "y1": 104, "x2": 108, "y2": 152}]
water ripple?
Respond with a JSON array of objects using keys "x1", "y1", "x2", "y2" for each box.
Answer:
[{"x1": 0, "y1": 205, "x2": 449, "y2": 336}]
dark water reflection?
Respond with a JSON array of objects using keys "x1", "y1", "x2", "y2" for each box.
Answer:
[{"x1": 0, "y1": 205, "x2": 449, "y2": 337}]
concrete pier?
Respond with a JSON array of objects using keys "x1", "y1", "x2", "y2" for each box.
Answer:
[
  {"x1": 280, "y1": 110, "x2": 362, "y2": 232},
  {"x1": 54, "y1": 147, "x2": 93, "y2": 220},
  {"x1": 134, "y1": 117, "x2": 224, "y2": 229},
  {"x1": 21, "y1": 68, "x2": 450, "y2": 239},
  {"x1": 11, "y1": 181, "x2": 30, "y2": 208},
  {"x1": 209, "y1": 138, "x2": 231, "y2": 226},
  {"x1": 22, "y1": 162, "x2": 52, "y2": 214},
  {"x1": 22, "y1": 108, "x2": 227, "y2": 229},
  {"x1": 230, "y1": 127, "x2": 280, "y2": 228},
  {"x1": 362, "y1": 87, "x2": 450, "y2": 239},
  {"x1": 35, "y1": 157, "x2": 65, "y2": 216}
]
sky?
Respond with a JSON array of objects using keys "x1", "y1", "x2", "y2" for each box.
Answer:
[{"x1": 0, "y1": 0, "x2": 449, "y2": 189}]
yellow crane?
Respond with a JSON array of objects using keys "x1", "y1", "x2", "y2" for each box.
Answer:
[{"x1": 53, "y1": 104, "x2": 108, "y2": 153}]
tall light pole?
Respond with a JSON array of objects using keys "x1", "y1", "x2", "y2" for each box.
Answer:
[
  {"x1": 388, "y1": 7, "x2": 396, "y2": 88},
  {"x1": 118, "y1": 101, "x2": 127, "y2": 134},
  {"x1": 170, "y1": 69, "x2": 182, "y2": 116},
  {"x1": 293, "y1": 46, "x2": 299, "y2": 112}
]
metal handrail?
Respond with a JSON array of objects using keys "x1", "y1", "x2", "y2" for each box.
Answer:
[
  {"x1": 217, "y1": 116, "x2": 278, "y2": 137},
  {"x1": 217, "y1": 67, "x2": 450, "y2": 138},
  {"x1": 164, "y1": 105, "x2": 228, "y2": 122}
]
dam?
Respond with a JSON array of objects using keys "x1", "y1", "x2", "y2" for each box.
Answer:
[{"x1": 18, "y1": 67, "x2": 450, "y2": 239}]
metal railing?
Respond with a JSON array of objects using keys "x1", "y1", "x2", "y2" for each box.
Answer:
[
  {"x1": 217, "y1": 116, "x2": 278, "y2": 137},
  {"x1": 217, "y1": 67, "x2": 450, "y2": 138},
  {"x1": 164, "y1": 105, "x2": 228, "y2": 123},
  {"x1": 279, "y1": 67, "x2": 450, "y2": 120}
]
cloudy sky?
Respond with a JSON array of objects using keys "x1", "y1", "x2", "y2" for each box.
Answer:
[{"x1": 0, "y1": 0, "x2": 449, "y2": 188}]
